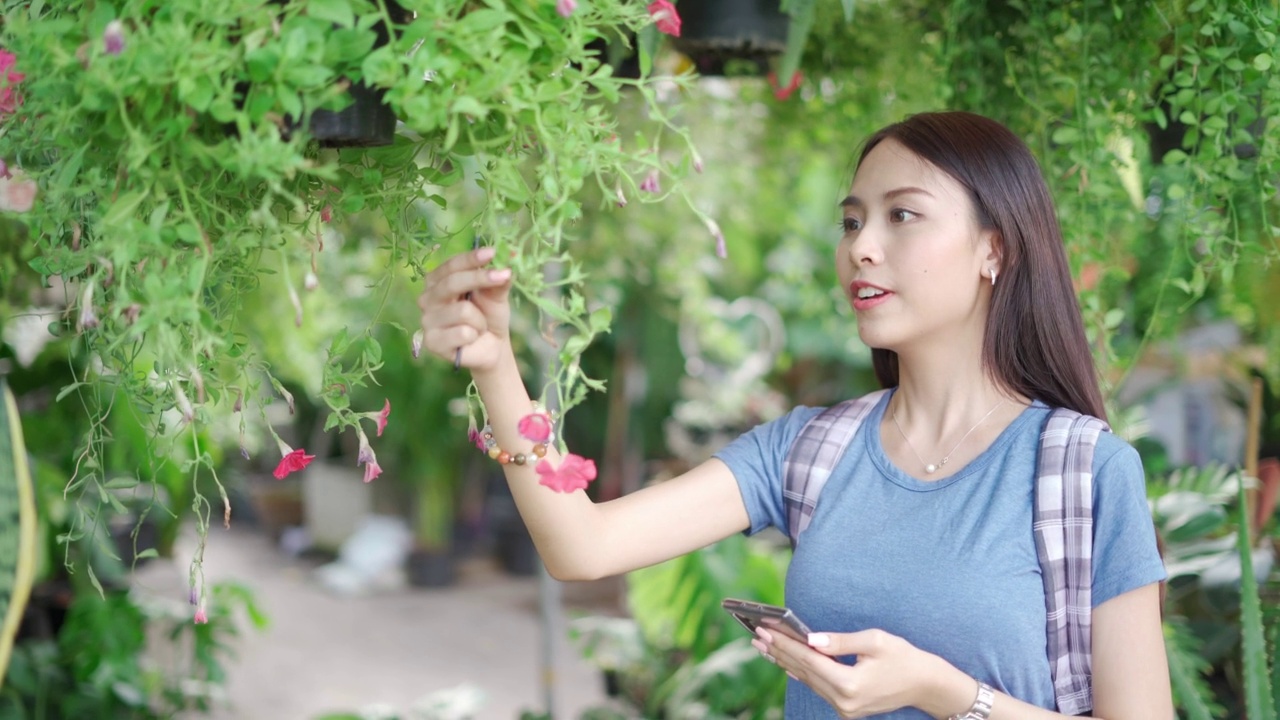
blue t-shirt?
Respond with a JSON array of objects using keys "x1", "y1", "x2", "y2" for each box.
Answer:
[{"x1": 713, "y1": 390, "x2": 1166, "y2": 719}]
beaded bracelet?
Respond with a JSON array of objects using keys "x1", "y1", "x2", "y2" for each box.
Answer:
[{"x1": 473, "y1": 403, "x2": 555, "y2": 466}]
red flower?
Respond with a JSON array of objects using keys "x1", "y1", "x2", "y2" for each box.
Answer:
[
  {"x1": 768, "y1": 71, "x2": 803, "y2": 101},
  {"x1": 536, "y1": 453, "x2": 597, "y2": 494},
  {"x1": 320, "y1": 205, "x2": 332, "y2": 223},
  {"x1": 273, "y1": 448, "x2": 315, "y2": 479},
  {"x1": 517, "y1": 412, "x2": 553, "y2": 443},
  {"x1": 376, "y1": 399, "x2": 390, "y2": 437},
  {"x1": 647, "y1": 0, "x2": 681, "y2": 37},
  {"x1": 193, "y1": 607, "x2": 208, "y2": 624},
  {"x1": 468, "y1": 428, "x2": 486, "y2": 451}
]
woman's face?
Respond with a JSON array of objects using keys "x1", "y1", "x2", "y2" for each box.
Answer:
[{"x1": 836, "y1": 139, "x2": 998, "y2": 354}]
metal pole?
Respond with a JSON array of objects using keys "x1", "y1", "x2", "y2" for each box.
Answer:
[{"x1": 534, "y1": 260, "x2": 565, "y2": 718}]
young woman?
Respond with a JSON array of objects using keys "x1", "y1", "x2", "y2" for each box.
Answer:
[{"x1": 416, "y1": 111, "x2": 1172, "y2": 719}]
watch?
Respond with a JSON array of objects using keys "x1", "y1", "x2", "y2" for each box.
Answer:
[{"x1": 947, "y1": 681, "x2": 995, "y2": 720}]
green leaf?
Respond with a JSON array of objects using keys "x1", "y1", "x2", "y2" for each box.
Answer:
[
  {"x1": 1255, "y1": 54, "x2": 1274, "y2": 72},
  {"x1": 0, "y1": 380, "x2": 38, "y2": 682},
  {"x1": 841, "y1": 0, "x2": 856, "y2": 22},
  {"x1": 637, "y1": 25, "x2": 658, "y2": 78},
  {"x1": 134, "y1": 549, "x2": 159, "y2": 560},
  {"x1": 308, "y1": 0, "x2": 354, "y2": 27},
  {"x1": 103, "y1": 477, "x2": 139, "y2": 490},
  {"x1": 1051, "y1": 126, "x2": 1081, "y2": 145},
  {"x1": 1237, "y1": 479, "x2": 1277, "y2": 720},
  {"x1": 452, "y1": 96, "x2": 488, "y2": 119},
  {"x1": 363, "y1": 336, "x2": 382, "y2": 365},
  {"x1": 102, "y1": 191, "x2": 148, "y2": 228}
]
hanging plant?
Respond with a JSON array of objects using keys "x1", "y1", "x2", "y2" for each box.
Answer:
[{"x1": 0, "y1": 0, "x2": 714, "y2": 610}]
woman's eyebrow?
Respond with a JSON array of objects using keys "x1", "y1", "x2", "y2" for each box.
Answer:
[{"x1": 839, "y1": 186, "x2": 935, "y2": 209}]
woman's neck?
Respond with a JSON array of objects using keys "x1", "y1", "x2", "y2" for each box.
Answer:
[{"x1": 890, "y1": 347, "x2": 1028, "y2": 439}]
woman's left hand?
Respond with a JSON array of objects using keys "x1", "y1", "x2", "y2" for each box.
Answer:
[{"x1": 752, "y1": 624, "x2": 954, "y2": 719}]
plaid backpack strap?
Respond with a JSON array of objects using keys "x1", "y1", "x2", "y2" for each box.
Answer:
[
  {"x1": 1034, "y1": 408, "x2": 1109, "y2": 716},
  {"x1": 782, "y1": 389, "x2": 889, "y2": 550}
]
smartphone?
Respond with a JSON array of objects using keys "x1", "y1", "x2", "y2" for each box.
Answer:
[{"x1": 721, "y1": 598, "x2": 813, "y2": 643}]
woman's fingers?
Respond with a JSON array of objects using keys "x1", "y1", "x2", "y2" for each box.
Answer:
[{"x1": 421, "y1": 324, "x2": 480, "y2": 360}]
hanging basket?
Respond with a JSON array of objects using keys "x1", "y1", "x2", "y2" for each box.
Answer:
[
  {"x1": 671, "y1": 0, "x2": 789, "y2": 76},
  {"x1": 306, "y1": 1, "x2": 412, "y2": 148}
]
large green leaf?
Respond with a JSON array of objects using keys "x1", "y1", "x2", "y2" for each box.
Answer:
[
  {"x1": 1237, "y1": 478, "x2": 1277, "y2": 720},
  {"x1": 0, "y1": 379, "x2": 38, "y2": 688}
]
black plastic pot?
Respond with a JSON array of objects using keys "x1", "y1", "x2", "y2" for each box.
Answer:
[
  {"x1": 494, "y1": 517, "x2": 539, "y2": 577},
  {"x1": 406, "y1": 548, "x2": 457, "y2": 588},
  {"x1": 672, "y1": 0, "x2": 789, "y2": 76}
]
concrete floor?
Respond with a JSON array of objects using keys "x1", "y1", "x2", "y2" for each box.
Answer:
[{"x1": 133, "y1": 527, "x2": 622, "y2": 720}]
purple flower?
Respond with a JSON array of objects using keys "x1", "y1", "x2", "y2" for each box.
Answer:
[
  {"x1": 103, "y1": 21, "x2": 126, "y2": 56},
  {"x1": 556, "y1": 0, "x2": 577, "y2": 17},
  {"x1": 705, "y1": 218, "x2": 726, "y2": 259},
  {"x1": 639, "y1": 170, "x2": 660, "y2": 194},
  {"x1": 692, "y1": 151, "x2": 704, "y2": 174},
  {"x1": 411, "y1": 329, "x2": 424, "y2": 359}
]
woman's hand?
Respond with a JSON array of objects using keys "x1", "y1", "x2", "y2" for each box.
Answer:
[
  {"x1": 752, "y1": 624, "x2": 972, "y2": 719},
  {"x1": 417, "y1": 246, "x2": 514, "y2": 374}
]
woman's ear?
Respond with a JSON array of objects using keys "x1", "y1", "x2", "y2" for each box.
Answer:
[{"x1": 979, "y1": 229, "x2": 1003, "y2": 278}]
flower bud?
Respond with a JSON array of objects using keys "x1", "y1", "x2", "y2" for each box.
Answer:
[
  {"x1": 304, "y1": 271, "x2": 318, "y2": 291},
  {"x1": 103, "y1": 20, "x2": 126, "y2": 56}
]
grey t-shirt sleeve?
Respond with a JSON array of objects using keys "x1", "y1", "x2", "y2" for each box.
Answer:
[
  {"x1": 712, "y1": 406, "x2": 824, "y2": 536},
  {"x1": 1090, "y1": 437, "x2": 1168, "y2": 607}
]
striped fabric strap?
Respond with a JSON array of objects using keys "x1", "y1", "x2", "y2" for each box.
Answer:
[
  {"x1": 782, "y1": 389, "x2": 889, "y2": 549},
  {"x1": 1034, "y1": 409, "x2": 1108, "y2": 717}
]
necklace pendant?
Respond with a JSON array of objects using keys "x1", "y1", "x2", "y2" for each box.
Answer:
[{"x1": 925, "y1": 463, "x2": 938, "y2": 473}]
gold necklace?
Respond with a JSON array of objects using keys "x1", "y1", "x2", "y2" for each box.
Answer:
[{"x1": 891, "y1": 396, "x2": 1007, "y2": 474}]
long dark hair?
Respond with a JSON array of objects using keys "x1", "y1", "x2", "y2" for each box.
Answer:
[{"x1": 856, "y1": 111, "x2": 1107, "y2": 421}]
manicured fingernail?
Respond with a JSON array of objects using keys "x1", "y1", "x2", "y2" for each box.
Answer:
[
  {"x1": 807, "y1": 633, "x2": 829, "y2": 647},
  {"x1": 488, "y1": 268, "x2": 510, "y2": 282},
  {"x1": 787, "y1": 671, "x2": 798, "y2": 681},
  {"x1": 751, "y1": 639, "x2": 767, "y2": 653},
  {"x1": 477, "y1": 247, "x2": 496, "y2": 262},
  {"x1": 754, "y1": 627, "x2": 772, "y2": 643}
]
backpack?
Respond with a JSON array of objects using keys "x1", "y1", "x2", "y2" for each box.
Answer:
[{"x1": 781, "y1": 388, "x2": 1107, "y2": 717}]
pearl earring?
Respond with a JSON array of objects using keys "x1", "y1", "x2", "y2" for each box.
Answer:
[{"x1": 990, "y1": 268, "x2": 998, "y2": 287}]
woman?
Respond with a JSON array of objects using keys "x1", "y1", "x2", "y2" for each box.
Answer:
[{"x1": 417, "y1": 111, "x2": 1172, "y2": 719}]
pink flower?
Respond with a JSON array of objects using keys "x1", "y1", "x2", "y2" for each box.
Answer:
[
  {"x1": 273, "y1": 446, "x2": 315, "y2": 480},
  {"x1": 615, "y1": 184, "x2": 627, "y2": 208},
  {"x1": 468, "y1": 428, "x2": 486, "y2": 451},
  {"x1": 77, "y1": 283, "x2": 99, "y2": 330},
  {"x1": 194, "y1": 607, "x2": 208, "y2": 624},
  {"x1": 639, "y1": 170, "x2": 660, "y2": 194},
  {"x1": 0, "y1": 170, "x2": 36, "y2": 213},
  {"x1": 692, "y1": 150, "x2": 704, "y2": 174},
  {"x1": 536, "y1": 453, "x2": 597, "y2": 494},
  {"x1": 363, "y1": 457, "x2": 382, "y2": 482},
  {"x1": 517, "y1": 412, "x2": 553, "y2": 443},
  {"x1": 357, "y1": 432, "x2": 382, "y2": 482},
  {"x1": 375, "y1": 399, "x2": 390, "y2": 437},
  {"x1": 705, "y1": 218, "x2": 727, "y2": 259},
  {"x1": 647, "y1": 0, "x2": 681, "y2": 36},
  {"x1": 556, "y1": 0, "x2": 577, "y2": 17},
  {"x1": 320, "y1": 205, "x2": 332, "y2": 223},
  {"x1": 103, "y1": 20, "x2": 126, "y2": 55},
  {"x1": 0, "y1": 50, "x2": 25, "y2": 116}
]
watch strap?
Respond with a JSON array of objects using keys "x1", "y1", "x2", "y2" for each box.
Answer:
[{"x1": 947, "y1": 681, "x2": 995, "y2": 720}]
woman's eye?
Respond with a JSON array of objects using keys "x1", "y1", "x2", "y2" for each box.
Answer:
[
  {"x1": 889, "y1": 208, "x2": 917, "y2": 223},
  {"x1": 840, "y1": 217, "x2": 862, "y2": 232}
]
